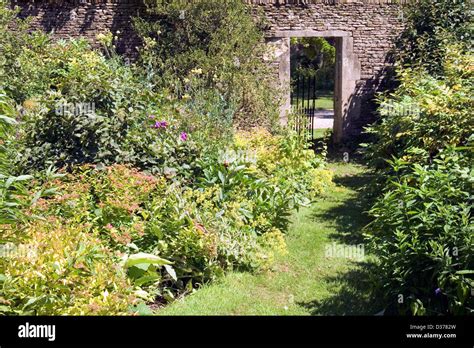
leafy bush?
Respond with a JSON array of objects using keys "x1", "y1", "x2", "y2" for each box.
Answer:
[
  {"x1": 0, "y1": 91, "x2": 46, "y2": 225},
  {"x1": 0, "y1": 91, "x2": 24, "y2": 224},
  {"x1": 0, "y1": 92, "x2": 16, "y2": 175},
  {"x1": 0, "y1": 5, "x2": 195, "y2": 173},
  {"x1": 4, "y1": 33, "x2": 227, "y2": 175},
  {"x1": 396, "y1": 0, "x2": 472, "y2": 76},
  {"x1": 365, "y1": 33, "x2": 473, "y2": 315},
  {"x1": 135, "y1": 0, "x2": 280, "y2": 129},
  {"x1": 365, "y1": 44, "x2": 473, "y2": 171},
  {"x1": 0, "y1": 218, "x2": 136, "y2": 315},
  {"x1": 5, "y1": 35, "x2": 154, "y2": 171},
  {"x1": 366, "y1": 146, "x2": 473, "y2": 315},
  {"x1": 233, "y1": 127, "x2": 332, "y2": 202}
]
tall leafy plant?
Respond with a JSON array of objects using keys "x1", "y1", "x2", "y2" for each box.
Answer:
[
  {"x1": 0, "y1": 92, "x2": 32, "y2": 224},
  {"x1": 135, "y1": 0, "x2": 280, "y2": 129},
  {"x1": 364, "y1": 13, "x2": 474, "y2": 315}
]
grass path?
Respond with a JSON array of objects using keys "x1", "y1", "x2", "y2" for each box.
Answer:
[{"x1": 157, "y1": 163, "x2": 381, "y2": 315}]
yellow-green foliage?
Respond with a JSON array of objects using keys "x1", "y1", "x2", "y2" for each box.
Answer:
[
  {"x1": 234, "y1": 127, "x2": 333, "y2": 200},
  {"x1": 367, "y1": 44, "x2": 473, "y2": 169},
  {"x1": 256, "y1": 228, "x2": 288, "y2": 268},
  {"x1": 0, "y1": 219, "x2": 135, "y2": 315}
]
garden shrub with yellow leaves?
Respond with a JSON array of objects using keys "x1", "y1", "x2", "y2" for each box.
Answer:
[
  {"x1": 234, "y1": 127, "x2": 333, "y2": 201},
  {"x1": 0, "y1": 218, "x2": 136, "y2": 315},
  {"x1": 365, "y1": 43, "x2": 473, "y2": 171}
]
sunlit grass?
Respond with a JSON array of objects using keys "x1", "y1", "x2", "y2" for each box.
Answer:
[
  {"x1": 157, "y1": 163, "x2": 381, "y2": 316},
  {"x1": 293, "y1": 91, "x2": 334, "y2": 110}
]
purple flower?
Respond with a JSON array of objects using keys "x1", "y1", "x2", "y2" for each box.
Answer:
[
  {"x1": 152, "y1": 121, "x2": 168, "y2": 129},
  {"x1": 435, "y1": 288, "x2": 442, "y2": 296},
  {"x1": 180, "y1": 132, "x2": 188, "y2": 141},
  {"x1": 148, "y1": 114, "x2": 155, "y2": 119}
]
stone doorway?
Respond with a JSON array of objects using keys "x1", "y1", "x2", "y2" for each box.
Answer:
[
  {"x1": 273, "y1": 31, "x2": 361, "y2": 143},
  {"x1": 290, "y1": 37, "x2": 336, "y2": 138}
]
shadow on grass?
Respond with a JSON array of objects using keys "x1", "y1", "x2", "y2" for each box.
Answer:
[
  {"x1": 298, "y1": 262, "x2": 383, "y2": 315},
  {"x1": 312, "y1": 168, "x2": 373, "y2": 245},
  {"x1": 302, "y1": 166, "x2": 383, "y2": 315}
]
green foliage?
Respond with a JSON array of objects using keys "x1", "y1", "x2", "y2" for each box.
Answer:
[
  {"x1": 0, "y1": 1, "x2": 31, "y2": 98},
  {"x1": 1, "y1": 124, "x2": 332, "y2": 310},
  {"x1": 4, "y1": 35, "x2": 153, "y2": 171},
  {"x1": 0, "y1": 35, "x2": 201, "y2": 175},
  {"x1": 396, "y1": 0, "x2": 472, "y2": 76},
  {"x1": 0, "y1": 218, "x2": 136, "y2": 315},
  {"x1": 0, "y1": 2, "x2": 277, "y2": 174},
  {"x1": 366, "y1": 146, "x2": 473, "y2": 315},
  {"x1": 365, "y1": 34, "x2": 473, "y2": 315},
  {"x1": 0, "y1": 91, "x2": 30, "y2": 225},
  {"x1": 365, "y1": 44, "x2": 473, "y2": 171},
  {"x1": 0, "y1": 91, "x2": 16, "y2": 176},
  {"x1": 135, "y1": 0, "x2": 280, "y2": 129}
]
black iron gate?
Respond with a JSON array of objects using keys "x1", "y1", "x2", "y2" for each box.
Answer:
[{"x1": 291, "y1": 75, "x2": 318, "y2": 139}]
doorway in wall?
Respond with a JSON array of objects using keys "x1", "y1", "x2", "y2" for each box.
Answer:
[{"x1": 290, "y1": 37, "x2": 336, "y2": 142}]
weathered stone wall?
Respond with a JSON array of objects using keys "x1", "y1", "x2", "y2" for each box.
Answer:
[
  {"x1": 9, "y1": 0, "x2": 408, "y2": 139},
  {"x1": 11, "y1": 0, "x2": 146, "y2": 56}
]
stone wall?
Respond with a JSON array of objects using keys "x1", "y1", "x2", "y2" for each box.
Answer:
[
  {"x1": 11, "y1": 0, "x2": 146, "y2": 56},
  {"x1": 10, "y1": 0, "x2": 408, "y2": 139},
  {"x1": 250, "y1": 0, "x2": 407, "y2": 137}
]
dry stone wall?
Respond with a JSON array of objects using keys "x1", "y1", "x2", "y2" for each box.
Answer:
[{"x1": 12, "y1": 0, "x2": 146, "y2": 56}]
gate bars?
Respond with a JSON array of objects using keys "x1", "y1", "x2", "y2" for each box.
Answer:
[{"x1": 291, "y1": 75, "x2": 318, "y2": 140}]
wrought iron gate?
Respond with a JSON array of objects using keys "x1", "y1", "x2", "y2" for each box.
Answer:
[{"x1": 291, "y1": 75, "x2": 318, "y2": 139}]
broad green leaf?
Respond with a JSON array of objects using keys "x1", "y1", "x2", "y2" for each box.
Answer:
[
  {"x1": 164, "y1": 264, "x2": 177, "y2": 281},
  {"x1": 124, "y1": 253, "x2": 172, "y2": 268}
]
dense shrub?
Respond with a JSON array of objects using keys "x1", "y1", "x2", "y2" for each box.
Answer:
[
  {"x1": 233, "y1": 127, "x2": 332, "y2": 202},
  {"x1": 0, "y1": 219, "x2": 136, "y2": 315},
  {"x1": 0, "y1": 91, "x2": 27, "y2": 224},
  {"x1": 135, "y1": 0, "x2": 280, "y2": 129},
  {"x1": 366, "y1": 147, "x2": 473, "y2": 315},
  {"x1": 396, "y1": 0, "x2": 472, "y2": 76},
  {"x1": 365, "y1": 44, "x2": 473, "y2": 171},
  {"x1": 4, "y1": 35, "x2": 155, "y2": 171},
  {"x1": 365, "y1": 29, "x2": 473, "y2": 314},
  {"x1": 1, "y1": 36, "x2": 207, "y2": 175}
]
